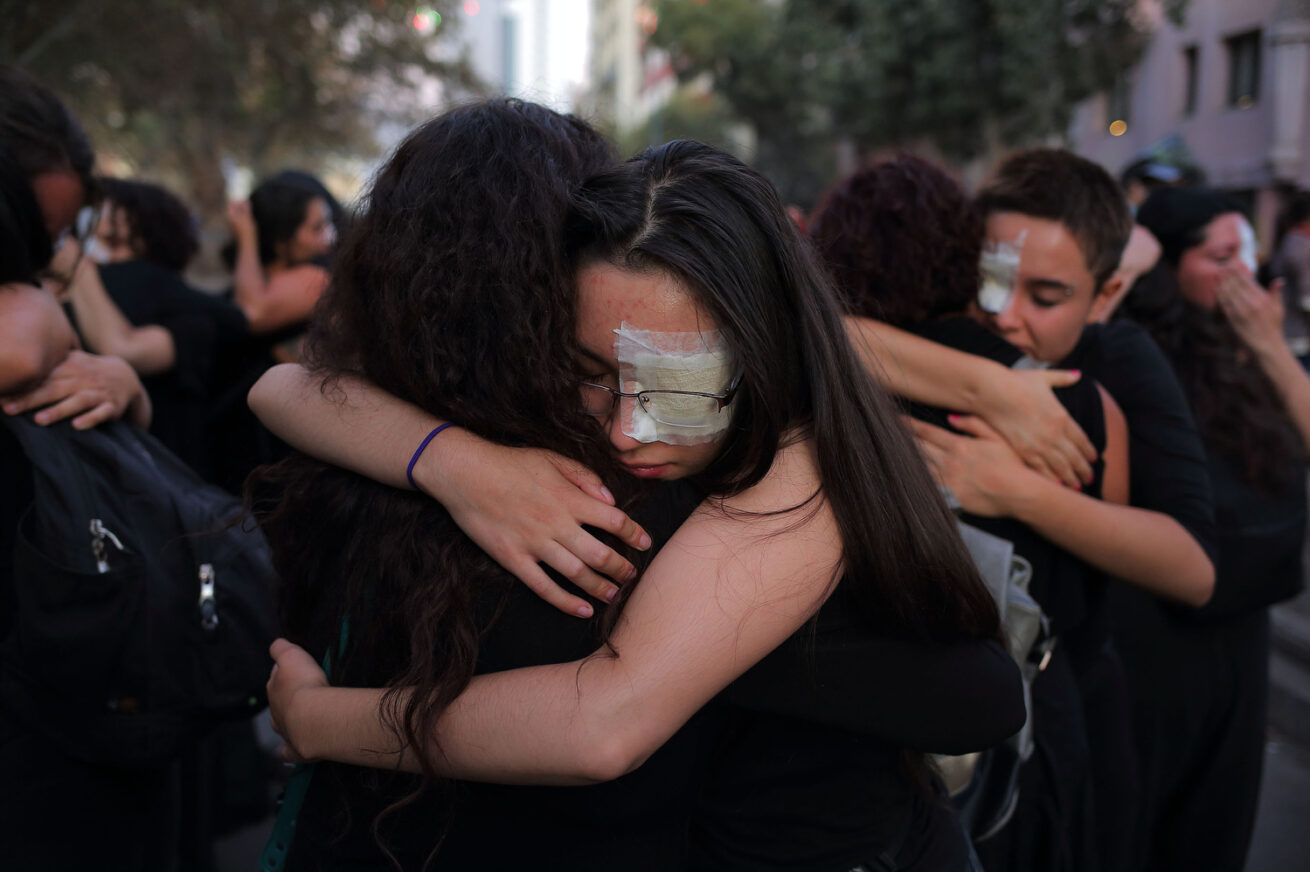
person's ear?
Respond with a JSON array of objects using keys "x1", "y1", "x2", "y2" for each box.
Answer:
[{"x1": 1087, "y1": 275, "x2": 1127, "y2": 325}]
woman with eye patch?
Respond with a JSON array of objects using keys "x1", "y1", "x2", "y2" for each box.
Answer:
[
  {"x1": 249, "y1": 104, "x2": 1021, "y2": 871},
  {"x1": 816, "y1": 151, "x2": 1221, "y2": 872},
  {"x1": 1110, "y1": 187, "x2": 1310, "y2": 872}
]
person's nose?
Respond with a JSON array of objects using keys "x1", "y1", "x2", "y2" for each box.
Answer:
[
  {"x1": 605, "y1": 396, "x2": 647, "y2": 453},
  {"x1": 993, "y1": 292, "x2": 1023, "y2": 333}
]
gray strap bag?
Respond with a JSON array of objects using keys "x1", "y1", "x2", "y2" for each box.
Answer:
[{"x1": 936, "y1": 516, "x2": 1054, "y2": 842}]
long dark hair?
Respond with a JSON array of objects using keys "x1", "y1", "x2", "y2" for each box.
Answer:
[
  {"x1": 221, "y1": 173, "x2": 326, "y2": 268},
  {"x1": 250, "y1": 99, "x2": 617, "y2": 860},
  {"x1": 566, "y1": 141, "x2": 999, "y2": 643},
  {"x1": 1123, "y1": 187, "x2": 1302, "y2": 492}
]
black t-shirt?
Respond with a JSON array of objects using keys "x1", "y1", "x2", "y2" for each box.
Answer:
[
  {"x1": 287, "y1": 477, "x2": 1024, "y2": 871},
  {"x1": 0, "y1": 426, "x2": 31, "y2": 643},
  {"x1": 66, "y1": 261, "x2": 248, "y2": 482}
]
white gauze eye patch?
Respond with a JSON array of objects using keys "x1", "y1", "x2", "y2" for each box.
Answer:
[
  {"x1": 1237, "y1": 216, "x2": 1258, "y2": 275},
  {"x1": 614, "y1": 322, "x2": 736, "y2": 445},
  {"x1": 978, "y1": 231, "x2": 1028, "y2": 314}
]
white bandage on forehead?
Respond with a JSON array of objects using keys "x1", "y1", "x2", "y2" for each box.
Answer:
[
  {"x1": 614, "y1": 322, "x2": 736, "y2": 445},
  {"x1": 977, "y1": 231, "x2": 1028, "y2": 315},
  {"x1": 1237, "y1": 216, "x2": 1258, "y2": 275}
]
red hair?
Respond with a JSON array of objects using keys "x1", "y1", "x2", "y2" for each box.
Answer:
[{"x1": 809, "y1": 156, "x2": 983, "y2": 326}]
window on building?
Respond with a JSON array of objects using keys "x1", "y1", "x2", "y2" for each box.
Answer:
[
  {"x1": 1183, "y1": 45, "x2": 1199, "y2": 116},
  {"x1": 1226, "y1": 30, "x2": 1262, "y2": 109}
]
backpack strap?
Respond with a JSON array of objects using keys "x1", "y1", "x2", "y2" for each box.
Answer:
[{"x1": 259, "y1": 618, "x2": 350, "y2": 872}]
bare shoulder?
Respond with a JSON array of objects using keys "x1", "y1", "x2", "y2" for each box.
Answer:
[
  {"x1": 716, "y1": 435, "x2": 823, "y2": 515},
  {"x1": 0, "y1": 283, "x2": 75, "y2": 392},
  {"x1": 664, "y1": 436, "x2": 840, "y2": 610}
]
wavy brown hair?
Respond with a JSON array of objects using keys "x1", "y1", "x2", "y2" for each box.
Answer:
[{"x1": 250, "y1": 99, "x2": 618, "y2": 863}]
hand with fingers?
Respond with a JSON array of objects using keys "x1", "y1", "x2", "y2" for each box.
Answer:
[
  {"x1": 1217, "y1": 267, "x2": 1286, "y2": 356},
  {"x1": 266, "y1": 638, "x2": 330, "y2": 765},
  {"x1": 2, "y1": 349, "x2": 151, "y2": 430},
  {"x1": 970, "y1": 367, "x2": 1097, "y2": 489},
  {"x1": 226, "y1": 200, "x2": 257, "y2": 240},
  {"x1": 910, "y1": 416, "x2": 1045, "y2": 517},
  {"x1": 414, "y1": 431, "x2": 652, "y2": 619}
]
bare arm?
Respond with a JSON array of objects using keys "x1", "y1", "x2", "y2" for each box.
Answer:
[
  {"x1": 64, "y1": 260, "x2": 175, "y2": 376},
  {"x1": 249, "y1": 364, "x2": 650, "y2": 613},
  {"x1": 4, "y1": 349, "x2": 152, "y2": 430},
  {"x1": 270, "y1": 440, "x2": 840, "y2": 783},
  {"x1": 845, "y1": 316, "x2": 1096, "y2": 487},
  {"x1": 913, "y1": 414, "x2": 1214, "y2": 606},
  {"x1": 226, "y1": 201, "x2": 328, "y2": 334}
]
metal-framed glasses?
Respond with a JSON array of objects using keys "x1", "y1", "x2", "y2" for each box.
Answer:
[{"x1": 580, "y1": 369, "x2": 744, "y2": 428}]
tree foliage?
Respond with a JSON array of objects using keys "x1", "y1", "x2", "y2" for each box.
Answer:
[
  {"x1": 652, "y1": 0, "x2": 1192, "y2": 204},
  {"x1": 1, "y1": 0, "x2": 475, "y2": 215}
]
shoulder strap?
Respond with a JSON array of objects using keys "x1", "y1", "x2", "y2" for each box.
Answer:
[{"x1": 259, "y1": 618, "x2": 350, "y2": 872}]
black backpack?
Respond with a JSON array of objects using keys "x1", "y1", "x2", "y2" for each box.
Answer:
[{"x1": 1, "y1": 414, "x2": 278, "y2": 767}]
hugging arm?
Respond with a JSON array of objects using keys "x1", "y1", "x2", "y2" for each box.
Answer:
[
  {"x1": 1, "y1": 283, "x2": 151, "y2": 429},
  {"x1": 845, "y1": 316, "x2": 1096, "y2": 488},
  {"x1": 64, "y1": 259, "x2": 175, "y2": 376},
  {"x1": 249, "y1": 364, "x2": 650, "y2": 613},
  {"x1": 912, "y1": 385, "x2": 1214, "y2": 606},
  {"x1": 270, "y1": 440, "x2": 840, "y2": 784}
]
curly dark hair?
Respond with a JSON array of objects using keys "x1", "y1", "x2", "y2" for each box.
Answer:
[
  {"x1": 250, "y1": 99, "x2": 618, "y2": 865},
  {"x1": 1123, "y1": 187, "x2": 1302, "y2": 493},
  {"x1": 98, "y1": 178, "x2": 199, "y2": 273},
  {"x1": 809, "y1": 156, "x2": 983, "y2": 326}
]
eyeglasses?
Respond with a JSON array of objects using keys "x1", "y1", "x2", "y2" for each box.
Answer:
[{"x1": 580, "y1": 369, "x2": 744, "y2": 428}]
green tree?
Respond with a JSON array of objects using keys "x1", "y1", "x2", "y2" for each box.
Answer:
[
  {"x1": 653, "y1": 0, "x2": 1192, "y2": 204},
  {"x1": 1, "y1": 0, "x2": 476, "y2": 216}
]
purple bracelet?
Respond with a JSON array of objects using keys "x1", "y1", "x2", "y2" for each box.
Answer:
[{"x1": 406, "y1": 422, "x2": 456, "y2": 490}]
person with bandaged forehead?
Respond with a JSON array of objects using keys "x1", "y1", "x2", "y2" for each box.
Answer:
[
  {"x1": 811, "y1": 152, "x2": 1220, "y2": 872},
  {"x1": 251, "y1": 113, "x2": 1020, "y2": 871}
]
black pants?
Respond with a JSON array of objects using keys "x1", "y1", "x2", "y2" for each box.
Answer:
[{"x1": 1113, "y1": 596, "x2": 1269, "y2": 872}]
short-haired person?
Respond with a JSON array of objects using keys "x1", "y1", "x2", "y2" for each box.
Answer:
[
  {"x1": 811, "y1": 153, "x2": 1214, "y2": 872},
  {"x1": 1115, "y1": 186, "x2": 1310, "y2": 872},
  {"x1": 250, "y1": 105, "x2": 1021, "y2": 870},
  {"x1": 836, "y1": 149, "x2": 1217, "y2": 872},
  {"x1": 0, "y1": 65, "x2": 171, "y2": 870}
]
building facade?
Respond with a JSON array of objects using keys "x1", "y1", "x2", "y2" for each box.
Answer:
[
  {"x1": 1068, "y1": 0, "x2": 1310, "y2": 242},
  {"x1": 586, "y1": 0, "x2": 674, "y2": 133}
]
